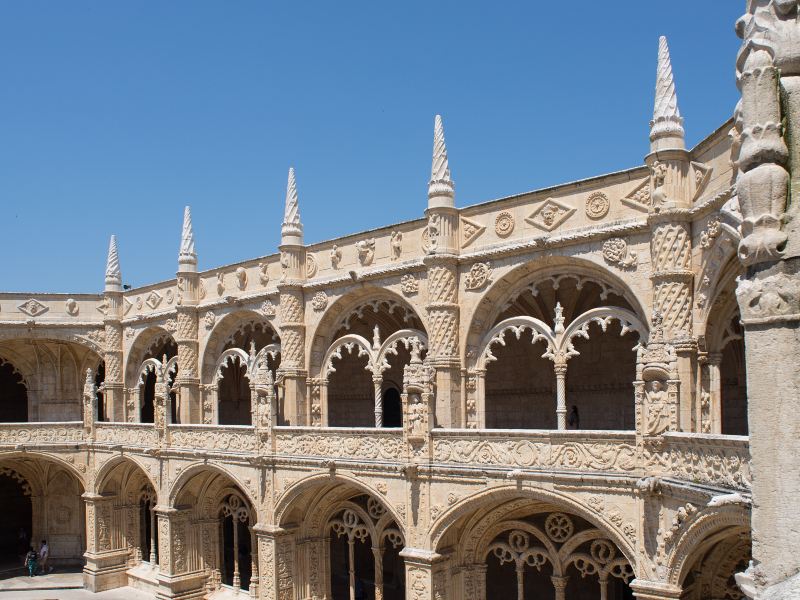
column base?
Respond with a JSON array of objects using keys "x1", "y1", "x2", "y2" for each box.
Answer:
[
  {"x1": 629, "y1": 579, "x2": 682, "y2": 599},
  {"x1": 83, "y1": 549, "x2": 130, "y2": 592}
]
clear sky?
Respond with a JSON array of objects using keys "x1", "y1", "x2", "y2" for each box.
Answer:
[{"x1": 0, "y1": 1, "x2": 744, "y2": 292}]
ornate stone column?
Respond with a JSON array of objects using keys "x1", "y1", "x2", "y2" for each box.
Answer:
[
  {"x1": 400, "y1": 548, "x2": 447, "y2": 600},
  {"x1": 83, "y1": 492, "x2": 128, "y2": 592},
  {"x1": 554, "y1": 362, "x2": 568, "y2": 430},
  {"x1": 733, "y1": 3, "x2": 800, "y2": 596},
  {"x1": 175, "y1": 206, "x2": 201, "y2": 424},
  {"x1": 83, "y1": 367, "x2": 98, "y2": 439},
  {"x1": 424, "y1": 115, "x2": 461, "y2": 427},
  {"x1": 102, "y1": 235, "x2": 125, "y2": 422},
  {"x1": 254, "y1": 524, "x2": 296, "y2": 600},
  {"x1": 551, "y1": 575, "x2": 569, "y2": 600},
  {"x1": 278, "y1": 167, "x2": 307, "y2": 426},
  {"x1": 646, "y1": 37, "x2": 697, "y2": 433},
  {"x1": 629, "y1": 580, "x2": 682, "y2": 600}
]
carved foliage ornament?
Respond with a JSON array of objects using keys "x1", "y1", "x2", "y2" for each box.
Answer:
[
  {"x1": 400, "y1": 273, "x2": 419, "y2": 296},
  {"x1": 602, "y1": 238, "x2": 638, "y2": 269},
  {"x1": 311, "y1": 291, "x2": 328, "y2": 312},
  {"x1": 464, "y1": 262, "x2": 492, "y2": 291},
  {"x1": 261, "y1": 300, "x2": 277, "y2": 318}
]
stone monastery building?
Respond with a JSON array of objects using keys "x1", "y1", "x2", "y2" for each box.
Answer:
[{"x1": 1, "y1": 3, "x2": 799, "y2": 599}]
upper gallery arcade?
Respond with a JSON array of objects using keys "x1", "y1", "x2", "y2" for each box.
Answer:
[{"x1": 1, "y1": 7, "x2": 796, "y2": 597}]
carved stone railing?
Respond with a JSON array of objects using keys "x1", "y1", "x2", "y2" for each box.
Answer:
[
  {"x1": 432, "y1": 429, "x2": 639, "y2": 473},
  {"x1": 168, "y1": 424, "x2": 257, "y2": 453},
  {"x1": 0, "y1": 422, "x2": 85, "y2": 445},
  {"x1": 274, "y1": 426, "x2": 405, "y2": 462},
  {"x1": 644, "y1": 432, "x2": 751, "y2": 491},
  {"x1": 94, "y1": 423, "x2": 158, "y2": 448}
]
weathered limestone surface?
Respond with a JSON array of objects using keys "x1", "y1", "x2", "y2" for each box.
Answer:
[{"x1": 0, "y1": 7, "x2": 793, "y2": 599}]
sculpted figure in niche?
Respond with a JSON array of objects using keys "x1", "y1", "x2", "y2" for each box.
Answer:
[
  {"x1": 356, "y1": 238, "x2": 376, "y2": 266},
  {"x1": 645, "y1": 380, "x2": 670, "y2": 435},
  {"x1": 330, "y1": 244, "x2": 342, "y2": 269},
  {"x1": 390, "y1": 230, "x2": 403, "y2": 260},
  {"x1": 651, "y1": 161, "x2": 668, "y2": 207}
]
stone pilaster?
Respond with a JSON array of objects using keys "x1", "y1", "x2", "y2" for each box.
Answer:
[
  {"x1": 82, "y1": 492, "x2": 128, "y2": 592},
  {"x1": 733, "y1": 3, "x2": 800, "y2": 597},
  {"x1": 255, "y1": 524, "x2": 296, "y2": 600},
  {"x1": 424, "y1": 114, "x2": 461, "y2": 427},
  {"x1": 278, "y1": 167, "x2": 307, "y2": 426},
  {"x1": 400, "y1": 547, "x2": 448, "y2": 600},
  {"x1": 102, "y1": 235, "x2": 125, "y2": 421},
  {"x1": 175, "y1": 206, "x2": 201, "y2": 424}
]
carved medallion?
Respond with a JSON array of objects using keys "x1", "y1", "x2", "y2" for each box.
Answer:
[
  {"x1": 495, "y1": 211, "x2": 515, "y2": 238},
  {"x1": 65, "y1": 298, "x2": 79, "y2": 316},
  {"x1": 585, "y1": 192, "x2": 610, "y2": 219},
  {"x1": 306, "y1": 253, "x2": 318, "y2": 278}
]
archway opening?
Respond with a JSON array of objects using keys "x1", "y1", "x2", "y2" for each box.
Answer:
[
  {"x1": 0, "y1": 471, "x2": 32, "y2": 565},
  {"x1": 218, "y1": 357, "x2": 251, "y2": 426},
  {"x1": 485, "y1": 331, "x2": 554, "y2": 429},
  {"x1": 219, "y1": 494, "x2": 253, "y2": 591},
  {"x1": 680, "y1": 530, "x2": 751, "y2": 600},
  {"x1": 382, "y1": 388, "x2": 402, "y2": 428},
  {"x1": 721, "y1": 331, "x2": 747, "y2": 436},
  {"x1": 329, "y1": 516, "x2": 375, "y2": 600},
  {"x1": 0, "y1": 359, "x2": 28, "y2": 422},
  {"x1": 566, "y1": 320, "x2": 638, "y2": 430},
  {"x1": 137, "y1": 335, "x2": 177, "y2": 424},
  {"x1": 139, "y1": 489, "x2": 158, "y2": 564}
]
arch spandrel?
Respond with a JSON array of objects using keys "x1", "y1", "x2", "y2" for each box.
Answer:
[{"x1": 463, "y1": 257, "x2": 649, "y2": 364}]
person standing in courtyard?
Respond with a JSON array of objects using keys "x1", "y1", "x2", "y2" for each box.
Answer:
[
  {"x1": 38, "y1": 540, "x2": 50, "y2": 574},
  {"x1": 24, "y1": 546, "x2": 38, "y2": 577}
]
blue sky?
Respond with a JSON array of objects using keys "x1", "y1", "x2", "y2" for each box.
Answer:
[{"x1": 0, "y1": 1, "x2": 743, "y2": 292}]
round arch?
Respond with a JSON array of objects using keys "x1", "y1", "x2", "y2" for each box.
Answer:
[
  {"x1": 167, "y1": 461, "x2": 258, "y2": 512},
  {"x1": 463, "y1": 256, "x2": 648, "y2": 365},
  {"x1": 429, "y1": 485, "x2": 636, "y2": 569},
  {"x1": 308, "y1": 287, "x2": 428, "y2": 378},
  {"x1": 275, "y1": 472, "x2": 404, "y2": 536},
  {"x1": 94, "y1": 454, "x2": 157, "y2": 498},
  {"x1": 666, "y1": 503, "x2": 750, "y2": 588},
  {"x1": 201, "y1": 309, "x2": 281, "y2": 386},
  {"x1": 124, "y1": 326, "x2": 177, "y2": 389}
]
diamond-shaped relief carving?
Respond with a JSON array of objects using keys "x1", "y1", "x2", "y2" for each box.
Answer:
[
  {"x1": 17, "y1": 299, "x2": 48, "y2": 317},
  {"x1": 525, "y1": 198, "x2": 576, "y2": 232},
  {"x1": 123, "y1": 297, "x2": 133, "y2": 315},
  {"x1": 691, "y1": 161, "x2": 712, "y2": 201},
  {"x1": 145, "y1": 290, "x2": 162, "y2": 310},
  {"x1": 621, "y1": 179, "x2": 651, "y2": 212}
]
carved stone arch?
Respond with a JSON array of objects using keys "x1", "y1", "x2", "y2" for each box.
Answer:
[
  {"x1": 274, "y1": 472, "x2": 403, "y2": 537},
  {"x1": 308, "y1": 287, "x2": 427, "y2": 378},
  {"x1": 475, "y1": 518, "x2": 560, "y2": 574},
  {"x1": 559, "y1": 306, "x2": 649, "y2": 359},
  {"x1": 168, "y1": 462, "x2": 258, "y2": 515},
  {"x1": 665, "y1": 503, "x2": 750, "y2": 587},
  {"x1": 696, "y1": 224, "x2": 741, "y2": 327},
  {"x1": 0, "y1": 352, "x2": 32, "y2": 389},
  {"x1": 200, "y1": 309, "x2": 280, "y2": 386},
  {"x1": 0, "y1": 328, "x2": 105, "y2": 356},
  {"x1": 702, "y1": 255, "x2": 743, "y2": 354},
  {"x1": 125, "y1": 326, "x2": 176, "y2": 388},
  {"x1": 94, "y1": 454, "x2": 157, "y2": 499},
  {"x1": 476, "y1": 316, "x2": 556, "y2": 370},
  {"x1": 0, "y1": 451, "x2": 87, "y2": 494},
  {"x1": 212, "y1": 348, "x2": 252, "y2": 385},
  {"x1": 320, "y1": 334, "x2": 373, "y2": 381},
  {"x1": 429, "y1": 486, "x2": 636, "y2": 569},
  {"x1": 325, "y1": 499, "x2": 379, "y2": 543},
  {"x1": 463, "y1": 257, "x2": 648, "y2": 364}
]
